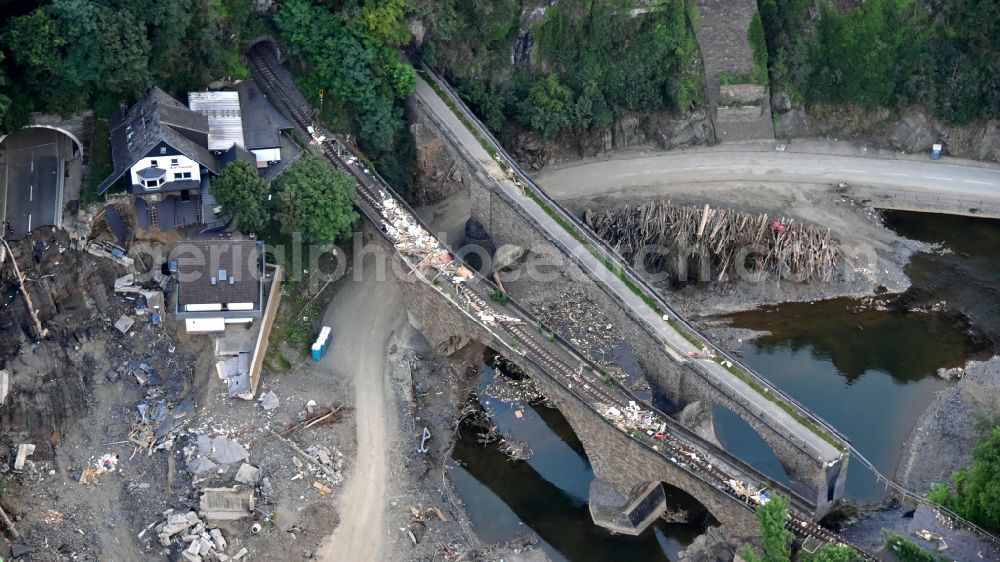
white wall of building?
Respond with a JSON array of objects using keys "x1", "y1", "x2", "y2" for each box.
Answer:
[
  {"x1": 185, "y1": 317, "x2": 226, "y2": 333},
  {"x1": 251, "y1": 148, "x2": 280, "y2": 164},
  {"x1": 184, "y1": 303, "x2": 223, "y2": 312},
  {"x1": 129, "y1": 153, "x2": 201, "y2": 189}
]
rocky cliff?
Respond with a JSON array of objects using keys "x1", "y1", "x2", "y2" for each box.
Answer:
[{"x1": 773, "y1": 97, "x2": 1000, "y2": 163}]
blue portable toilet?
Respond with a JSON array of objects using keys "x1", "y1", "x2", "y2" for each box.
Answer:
[
  {"x1": 930, "y1": 143, "x2": 942, "y2": 160},
  {"x1": 311, "y1": 326, "x2": 332, "y2": 361}
]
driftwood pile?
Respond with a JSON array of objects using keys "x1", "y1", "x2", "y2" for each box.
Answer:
[{"x1": 584, "y1": 202, "x2": 841, "y2": 283}]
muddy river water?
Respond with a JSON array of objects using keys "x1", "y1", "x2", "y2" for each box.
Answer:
[{"x1": 449, "y1": 211, "x2": 1000, "y2": 560}]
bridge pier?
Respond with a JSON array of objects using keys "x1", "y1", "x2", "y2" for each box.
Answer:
[{"x1": 589, "y1": 480, "x2": 667, "y2": 536}]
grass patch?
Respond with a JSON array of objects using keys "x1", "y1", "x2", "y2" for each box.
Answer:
[
  {"x1": 83, "y1": 118, "x2": 112, "y2": 205},
  {"x1": 263, "y1": 278, "x2": 336, "y2": 372},
  {"x1": 881, "y1": 530, "x2": 946, "y2": 562}
]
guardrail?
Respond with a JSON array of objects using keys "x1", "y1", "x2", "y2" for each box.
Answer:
[
  {"x1": 417, "y1": 63, "x2": 850, "y2": 453},
  {"x1": 847, "y1": 186, "x2": 1000, "y2": 219}
]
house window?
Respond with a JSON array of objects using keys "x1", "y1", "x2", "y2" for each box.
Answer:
[
  {"x1": 170, "y1": 158, "x2": 179, "y2": 167},
  {"x1": 150, "y1": 160, "x2": 158, "y2": 168},
  {"x1": 159, "y1": 146, "x2": 167, "y2": 155},
  {"x1": 174, "y1": 172, "x2": 192, "y2": 180}
]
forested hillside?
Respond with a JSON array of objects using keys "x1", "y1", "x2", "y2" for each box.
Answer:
[
  {"x1": 760, "y1": 0, "x2": 1000, "y2": 152},
  {"x1": 0, "y1": 0, "x2": 262, "y2": 131},
  {"x1": 414, "y1": 0, "x2": 703, "y2": 148}
]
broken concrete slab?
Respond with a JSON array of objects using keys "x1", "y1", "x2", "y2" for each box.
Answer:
[
  {"x1": 114, "y1": 315, "x2": 135, "y2": 334},
  {"x1": 0, "y1": 369, "x2": 8, "y2": 405},
  {"x1": 186, "y1": 456, "x2": 218, "y2": 475},
  {"x1": 197, "y1": 434, "x2": 212, "y2": 456},
  {"x1": 234, "y1": 463, "x2": 260, "y2": 485},
  {"x1": 199, "y1": 487, "x2": 255, "y2": 522},
  {"x1": 259, "y1": 390, "x2": 279, "y2": 411},
  {"x1": 210, "y1": 528, "x2": 227, "y2": 551},
  {"x1": 160, "y1": 512, "x2": 198, "y2": 538},
  {"x1": 208, "y1": 437, "x2": 249, "y2": 465},
  {"x1": 13, "y1": 444, "x2": 35, "y2": 471}
]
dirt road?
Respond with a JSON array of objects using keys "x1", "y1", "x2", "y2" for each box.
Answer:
[{"x1": 318, "y1": 254, "x2": 404, "y2": 561}]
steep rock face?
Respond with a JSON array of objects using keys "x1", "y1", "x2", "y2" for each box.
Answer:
[
  {"x1": 677, "y1": 526, "x2": 739, "y2": 562},
  {"x1": 774, "y1": 101, "x2": 1000, "y2": 162},
  {"x1": 897, "y1": 357, "x2": 1000, "y2": 493},
  {"x1": 509, "y1": 110, "x2": 715, "y2": 170}
]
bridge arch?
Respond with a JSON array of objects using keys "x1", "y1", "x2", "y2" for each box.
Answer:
[{"x1": 712, "y1": 404, "x2": 793, "y2": 487}]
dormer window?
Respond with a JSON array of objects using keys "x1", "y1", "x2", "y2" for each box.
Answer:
[{"x1": 150, "y1": 160, "x2": 158, "y2": 167}]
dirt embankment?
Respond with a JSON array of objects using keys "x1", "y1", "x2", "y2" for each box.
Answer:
[{"x1": 896, "y1": 356, "x2": 1000, "y2": 493}]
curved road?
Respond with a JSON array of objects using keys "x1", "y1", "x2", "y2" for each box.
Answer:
[
  {"x1": 318, "y1": 256, "x2": 404, "y2": 561},
  {"x1": 533, "y1": 145, "x2": 1000, "y2": 211}
]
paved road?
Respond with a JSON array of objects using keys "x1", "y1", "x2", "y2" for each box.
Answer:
[
  {"x1": 1, "y1": 128, "x2": 65, "y2": 240},
  {"x1": 413, "y1": 77, "x2": 845, "y2": 466},
  {"x1": 534, "y1": 146, "x2": 1000, "y2": 210},
  {"x1": 318, "y1": 256, "x2": 403, "y2": 561}
]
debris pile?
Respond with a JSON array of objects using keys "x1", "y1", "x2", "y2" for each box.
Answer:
[
  {"x1": 585, "y1": 201, "x2": 843, "y2": 283},
  {"x1": 154, "y1": 509, "x2": 243, "y2": 561},
  {"x1": 131, "y1": 393, "x2": 195, "y2": 454},
  {"x1": 216, "y1": 353, "x2": 252, "y2": 398},
  {"x1": 381, "y1": 195, "x2": 458, "y2": 277}
]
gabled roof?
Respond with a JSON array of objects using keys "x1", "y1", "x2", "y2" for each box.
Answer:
[
  {"x1": 174, "y1": 240, "x2": 263, "y2": 308},
  {"x1": 238, "y1": 80, "x2": 292, "y2": 150},
  {"x1": 98, "y1": 87, "x2": 220, "y2": 195},
  {"x1": 189, "y1": 91, "x2": 245, "y2": 151}
]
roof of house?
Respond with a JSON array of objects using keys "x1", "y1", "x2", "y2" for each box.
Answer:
[
  {"x1": 189, "y1": 91, "x2": 246, "y2": 151},
  {"x1": 174, "y1": 240, "x2": 262, "y2": 308},
  {"x1": 218, "y1": 144, "x2": 256, "y2": 169},
  {"x1": 98, "y1": 87, "x2": 221, "y2": 195},
  {"x1": 238, "y1": 80, "x2": 292, "y2": 150}
]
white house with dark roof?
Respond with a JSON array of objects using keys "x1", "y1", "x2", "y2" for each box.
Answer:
[{"x1": 98, "y1": 84, "x2": 292, "y2": 231}]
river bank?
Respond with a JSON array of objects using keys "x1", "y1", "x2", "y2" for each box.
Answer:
[{"x1": 896, "y1": 356, "x2": 1000, "y2": 494}]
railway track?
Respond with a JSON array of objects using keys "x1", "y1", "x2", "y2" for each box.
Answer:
[{"x1": 246, "y1": 46, "x2": 878, "y2": 561}]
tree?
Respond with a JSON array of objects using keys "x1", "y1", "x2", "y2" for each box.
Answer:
[
  {"x1": 210, "y1": 160, "x2": 270, "y2": 233},
  {"x1": 357, "y1": 0, "x2": 413, "y2": 47},
  {"x1": 4, "y1": 9, "x2": 65, "y2": 77},
  {"x1": 741, "y1": 495, "x2": 795, "y2": 562},
  {"x1": 275, "y1": 156, "x2": 358, "y2": 244},
  {"x1": 929, "y1": 423, "x2": 1000, "y2": 533},
  {"x1": 519, "y1": 74, "x2": 575, "y2": 137}
]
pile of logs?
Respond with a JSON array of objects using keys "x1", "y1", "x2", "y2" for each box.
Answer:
[{"x1": 584, "y1": 202, "x2": 841, "y2": 284}]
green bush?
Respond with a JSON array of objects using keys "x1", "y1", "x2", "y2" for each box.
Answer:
[
  {"x1": 741, "y1": 495, "x2": 794, "y2": 562},
  {"x1": 427, "y1": 0, "x2": 700, "y2": 138},
  {"x1": 881, "y1": 530, "x2": 943, "y2": 562},
  {"x1": 928, "y1": 422, "x2": 1000, "y2": 533}
]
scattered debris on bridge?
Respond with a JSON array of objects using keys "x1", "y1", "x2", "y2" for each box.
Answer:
[{"x1": 584, "y1": 202, "x2": 842, "y2": 283}]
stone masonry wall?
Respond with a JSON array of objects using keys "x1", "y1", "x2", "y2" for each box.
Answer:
[
  {"x1": 406, "y1": 96, "x2": 842, "y2": 516},
  {"x1": 479, "y1": 183, "x2": 839, "y2": 512}
]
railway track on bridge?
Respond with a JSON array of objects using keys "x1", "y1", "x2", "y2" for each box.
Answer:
[
  {"x1": 246, "y1": 46, "x2": 878, "y2": 561},
  {"x1": 416, "y1": 62, "x2": 1000, "y2": 557}
]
